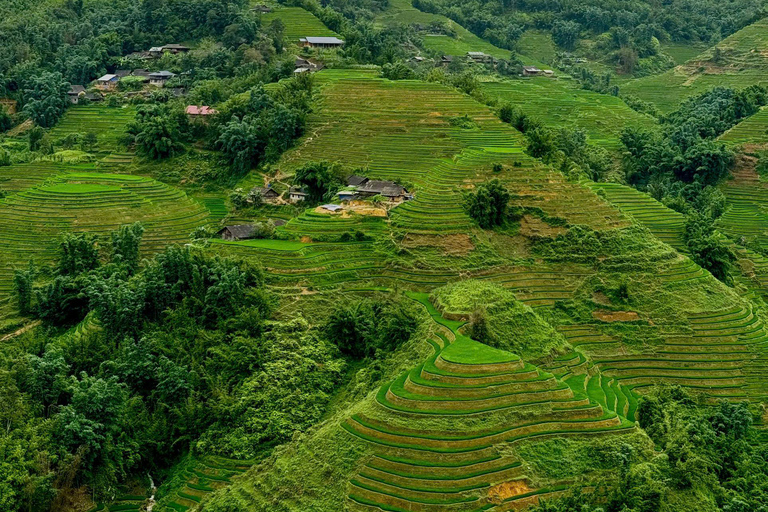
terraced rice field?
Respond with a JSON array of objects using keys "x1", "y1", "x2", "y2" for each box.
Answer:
[
  {"x1": 587, "y1": 182, "x2": 686, "y2": 249},
  {"x1": 49, "y1": 105, "x2": 135, "y2": 155},
  {"x1": 260, "y1": 6, "x2": 338, "y2": 42},
  {"x1": 720, "y1": 106, "x2": 768, "y2": 147},
  {"x1": 343, "y1": 294, "x2": 634, "y2": 512},
  {"x1": 621, "y1": 18, "x2": 768, "y2": 113},
  {"x1": 154, "y1": 456, "x2": 252, "y2": 512},
  {"x1": 376, "y1": 0, "x2": 511, "y2": 59},
  {"x1": 0, "y1": 172, "x2": 209, "y2": 299},
  {"x1": 482, "y1": 80, "x2": 657, "y2": 151},
  {"x1": 717, "y1": 160, "x2": 768, "y2": 250}
]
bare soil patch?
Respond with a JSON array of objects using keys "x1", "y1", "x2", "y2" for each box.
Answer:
[
  {"x1": 488, "y1": 480, "x2": 533, "y2": 502},
  {"x1": 593, "y1": 310, "x2": 641, "y2": 322},
  {"x1": 401, "y1": 233, "x2": 474, "y2": 256},
  {"x1": 519, "y1": 215, "x2": 566, "y2": 238}
]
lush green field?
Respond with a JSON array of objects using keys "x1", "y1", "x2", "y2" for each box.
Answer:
[
  {"x1": 0, "y1": 172, "x2": 209, "y2": 301},
  {"x1": 515, "y1": 30, "x2": 558, "y2": 66},
  {"x1": 620, "y1": 18, "x2": 768, "y2": 113},
  {"x1": 720, "y1": 106, "x2": 768, "y2": 146},
  {"x1": 48, "y1": 104, "x2": 136, "y2": 163},
  {"x1": 481, "y1": 79, "x2": 658, "y2": 150},
  {"x1": 260, "y1": 5, "x2": 338, "y2": 42},
  {"x1": 376, "y1": 0, "x2": 511, "y2": 59}
]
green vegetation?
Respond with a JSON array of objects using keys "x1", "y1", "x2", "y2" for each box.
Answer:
[{"x1": 3, "y1": 0, "x2": 768, "y2": 511}]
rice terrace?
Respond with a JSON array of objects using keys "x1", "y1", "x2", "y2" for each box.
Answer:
[{"x1": 1, "y1": 1, "x2": 768, "y2": 512}]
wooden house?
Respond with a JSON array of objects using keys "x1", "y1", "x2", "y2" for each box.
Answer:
[{"x1": 217, "y1": 225, "x2": 256, "y2": 241}]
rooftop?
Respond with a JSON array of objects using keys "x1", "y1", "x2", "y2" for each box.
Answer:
[
  {"x1": 301, "y1": 36, "x2": 345, "y2": 45},
  {"x1": 96, "y1": 74, "x2": 117, "y2": 82}
]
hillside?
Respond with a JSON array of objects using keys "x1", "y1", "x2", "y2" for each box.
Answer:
[
  {"x1": 3, "y1": 1, "x2": 768, "y2": 512},
  {"x1": 620, "y1": 18, "x2": 768, "y2": 113}
]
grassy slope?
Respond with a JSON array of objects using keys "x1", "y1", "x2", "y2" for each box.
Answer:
[
  {"x1": 260, "y1": 5, "x2": 338, "y2": 42},
  {"x1": 620, "y1": 18, "x2": 768, "y2": 113},
  {"x1": 197, "y1": 70, "x2": 768, "y2": 511},
  {"x1": 375, "y1": 0, "x2": 511, "y2": 60},
  {"x1": 480, "y1": 78, "x2": 658, "y2": 150}
]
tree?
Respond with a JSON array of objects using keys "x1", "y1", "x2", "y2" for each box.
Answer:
[
  {"x1": 134, "y1": 114, "x2": 183, "y2": 159},
  {"x1": 216, "y1": 116, "x2": 266, "y2": 174},
  {"x1": 0, "y1": 107, "x2": 12, "y2": 133},
  {"x1": 13, "y1": 262, "x2": 36, "y2": 315},
  {"x1": 464, "y1": 179, "x2": 510, "y2": 228},
  {"x1": 293, "y1": 161, "x2": 341, "y2": 202},
  {"x1": 111, "y1": 222, "x2": 145, "y2": 273},
  {"x1": 58, "y1": 233, "x2": 99, "y2": 276},
  {"x1": 552, "y1": 20, "x2": 580, "y2": 51},
  {"x1": 684, "y1": 214, "x2": 735, "y2": 285},
  {"x1": 21, "y1": 72, "x2": 71, "y2": 128}
]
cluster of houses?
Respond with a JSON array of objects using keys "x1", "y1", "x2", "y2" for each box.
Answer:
[
  {"x1": 246, "y1": 176, "x2": 411, "y2": 207},
  {"x1": 125, "y1": 43, "x2": 191, "y2": 61},
  {"x1": 522, "y1": 66, "x2": 555, "y2": 77},
  {"x1": 67, "y1": 69, "x2": 180, "y2": 104}
]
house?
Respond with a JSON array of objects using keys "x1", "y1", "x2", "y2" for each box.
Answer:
[
  {"x1": 410, "y1": 56, "x2": 426, "y2": 63},
  {"x1": 217, "y1": 225, "x2": 256, "y2": 241},
  {"x1": 289, "y1": 186, "x2": 309, "y2": 202},
  {"x1": 251, "y1": 186, "x2": 280, "y2": 202},
  {"x1": 185, "y1": 105, "x2": 218, "y2": 120},
  {"x1": 148, "y1": 46, "x2": 164, "y2": 57},
  {"x1": 522, "y1": 66, "x2": 542, "y2": 76},
  {"x1": 85, "y1": 92, "x2": 104, "y2": 102},
  {"x1": 321, "y1": 204, "x2": 343, "y2": 212},
  {"x1": 347, "y1": 175, "x2": 369, "y2": 187},
  {"x1": 467, "y1": 52, "x2": 493, "y2": 64},
  {"x1": 114, "y1": 69, "x2": 131, "y2": 79},
  {"x1": 95, "y1": 74, "x2": 119, "y2": 90},
  {"x1": 439, "y1": 55, "x2": 454, "y2": 66},
  {"x1": 68, "y1": 85, "x2": 86, "y2": 104},
  {"x1": 543, "y1": 69, "x2": 555, "y2": 77},
  {"x1": 252, "y1": 4, "x2": 272, "y2": 13},
  {"x1": 338, "y1": 189, "x2": 358, "y2": 202},
  {"x1": 149, "y1": 71, "x2": 175, "y2": 87},
  {"x1": 299, "y1": 36, "x2": 345, "y2": 49},
  {"x1": 356, "y1": 180, "x2": 410, "y2": 202},
  {"x1": 162, "y1": 44, "x2": 190, "y2": 54}
]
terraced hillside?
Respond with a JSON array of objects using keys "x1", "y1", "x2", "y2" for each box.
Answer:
[
  {"x1": 221, "y1": 70, "x2": 628, "y2": 294},
  {"x1": 621, "y1": 18, "x2": 768, "y2": 113},
  {"x1": 260, "y1": 5, "x2": 338, "y2": 42},
  {"x1": 343, "y1": 294, "x2": 634, "y2": 511},
  {"x1": 48, "y1": 104, "x2": 136, "y2": 165},
  {"x1": 0, "y1": 173, "x2": 209, "y2": 301},
  {"x1": 376, "y1": 0, "x2": 512, "y2": 59},
  {"x1": 720, "y1": 106, "x2": 768, "y2": 147},
  {"x1": 481, "y1": 80, "x2": 657, "y2": 151}
]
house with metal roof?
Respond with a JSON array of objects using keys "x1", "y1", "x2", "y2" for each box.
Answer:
[{"x1": 299, "y1": 36, "x2": 345, "y2": 48}]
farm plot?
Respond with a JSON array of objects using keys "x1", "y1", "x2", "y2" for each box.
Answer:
[
  {"x1": 376, "y1": 0, "x2": 511, "y2": 59},
  {"x1": 260, "y1": 6, "x2": 338, "y2": 42},
  {"x1": 343, "y1": 293, "x2": 633, "y2": 512},
  {"x1": 49, "y1": 105, "x2": 136, "y2": 158},
  {"x1": 154, "y1": 456, "x2": 252, "y2": 512},
  {"x1": 720, "y1": 106, "x2": 768, "y2": 147},
  {"x1": 0, "y1": 173, "x2": 209, "y2": 300},
  {"x1": 620, "y1": 18, "x2": 768, "y2": 113},
  {"x1": 481, "y1": 80, "x2": 657, "y2": 151}
]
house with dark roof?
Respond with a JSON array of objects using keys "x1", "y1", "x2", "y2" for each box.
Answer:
[
  {"x1": 68, "y1": 85, "x2": 86, "y2": 104},
  {"x1": 299, "y1": 36, "x2": 345, "y2": 48},
  {"x1": 440, "y1": 55, "x2": 454, "y2": 66},
  {"x1": 85, "y1": 92, "x2": 104, "y2": 102},
  {"x1": 467, "y1": 52, "x2": 493, "y2": 64},
  {"x1": 523, "y1": 66, "x2": 542, "y2": 76},
  {"x1": 251, "y1": 186, "x2": 280, "y2": 202},
  {"x1": 347, "y1": 175, "x2": 369, "y2": 187},
  {"x1": 162, "y1": 44, "x2": 190, "y2": 54},
  {"x1": 356, "y1": 180, "x2": 410, "y2": 202},
  {"x1": 114, "y1": 69, "x2": 132, "y2": 78},
  {"x1": 252, "y1": 5, "x2": 272, "y2": 13},
  {"x1": 149, "y1": 71, "x2": 175, "y2": 87},
  {"x1": 217, "y1": 225, "x2": 256, "y2": 241}
]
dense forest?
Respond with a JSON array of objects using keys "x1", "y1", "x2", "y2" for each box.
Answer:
[{"x1": 0, "y1": 0, "x2": 768, "y2": 511}]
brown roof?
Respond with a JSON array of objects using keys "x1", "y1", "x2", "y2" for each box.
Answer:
[
  {"x1": 357, "y1": 180, "x2": 405, "y2": 197},
  {"x1": 185, "y1": 105, "x2": 218, "y2": 115}
]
